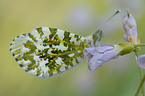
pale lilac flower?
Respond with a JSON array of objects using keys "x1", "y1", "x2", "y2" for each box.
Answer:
[
  {"x1": 137, "y1": 55, "x2": 145, "y2": 69},
  {"x1": 122, "y1": 10, "x2": 140, "y2": 44},
  {"x1": 83, "y1": 45, "x2": 119, "y2": 73},
  {"x1": 84, "y1": 42, "x2": 134, "y2": 73}
]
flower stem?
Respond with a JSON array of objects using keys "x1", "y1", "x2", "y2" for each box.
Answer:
[
  {"x1": 135, "y1": 75, "x2": 145, "y2": 96},
  {"x1": 134, "y1": 50, "x2": 144, "y2": 96},
  {"x1": 134, "y1": 43, "x2": 145, "y2": 47}
]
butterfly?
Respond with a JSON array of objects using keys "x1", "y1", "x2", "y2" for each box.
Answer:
[{"x1": 9, "y1": 27, "x2": 102, "y2": 79}]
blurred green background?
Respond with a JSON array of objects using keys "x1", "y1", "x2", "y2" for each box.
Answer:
[{"x1": 1, "y1": 0, "x2": 145, "y2": 96}]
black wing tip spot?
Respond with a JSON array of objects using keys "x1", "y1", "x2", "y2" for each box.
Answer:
[
  {"x1": 19, "y1": 64, "x2": 23, "y2": 67},
  {"x1": 12, "y1": 53, "x2": 15, "y2": 56},
  {"x1": 25, "y1": 68, "x2": 30, "y2": 72},
  {"x1": 12, "y1": 39, "x2": 15, "y2": 41},
  {"x1": 22, "y1": 33, "x2": 26, "y2": 36},
  {"x1": 15, "y1": 58, "x2": 18, "y2": 61},
  {"x1": 16, "y1": 35, "x2": 20, "y2": 38},
  {"x1": 10, "y1": 43, "x2": 12, "y2": 46},
  {"x1": 25, "y1": 70, "x2": 29, "y2": 72},
  {"x1": 28, "y1": 33, "x2": 31, "y2": 35},
  {"x1": 10, "y1": 48, "x2": 12, "y2": 51}
]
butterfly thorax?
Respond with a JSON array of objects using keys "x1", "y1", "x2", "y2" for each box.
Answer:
[{"x1": 85, "y1": 29, "x2": 103, "y2": 47}]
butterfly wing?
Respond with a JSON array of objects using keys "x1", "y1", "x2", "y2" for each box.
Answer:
[{"x1": 10, "y1": 27, "x2": 88, "y2": 78}]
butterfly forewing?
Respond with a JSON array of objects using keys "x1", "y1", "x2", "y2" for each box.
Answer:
[{"x1": 10, "y1": 27, "x2": 89, "y2": 78}]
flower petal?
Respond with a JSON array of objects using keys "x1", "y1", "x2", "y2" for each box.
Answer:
[
  {"x1": 102, "y1": 50, "x2": 119, "y2": 61},
  {"x1": 83, "y1": 49, "x2": 93, "y2": 61},
  {"x1": 88, "y1": 55, "x2": 103, "y2": 73},
  {"x1": 123, "y1": 33, "x2": 128, "y2": 42},
  {"x1": 84, "y1": 47, "x2": 98, "y2": 55},
  {"x1": 95, "y1": 45, "x2": 114, "y2": 53},
  {"x1": 84, "y1": 45, "x2": 119, "y2": 73},
  {"x1": 137, "y1": 55, "x2": 145, "y2": 69}
]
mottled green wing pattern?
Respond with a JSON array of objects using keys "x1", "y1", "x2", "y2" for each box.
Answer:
[{"x1": 10, "y1": 27, "x2": 89, "y2": 78}]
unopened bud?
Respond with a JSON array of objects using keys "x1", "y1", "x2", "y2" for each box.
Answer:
[
  {"x1": 122, "y1": 9, "x2": 140, "y2": 44},
  {"x1": 115, "y1": 42, "x2": 134, "y2": 56}
]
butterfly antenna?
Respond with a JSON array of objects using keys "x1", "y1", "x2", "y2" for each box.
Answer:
[
  {"x1": 89, "y1": 10, "x2": 121, "y2": 46},
  {"x1": 98, "y1": 10, "x2": 121, "y2": 30}
]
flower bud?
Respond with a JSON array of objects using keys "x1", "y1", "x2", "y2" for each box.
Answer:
[
  {"x1": 122, "y1": 10, "x2": 140, "y2": 44},
  {"x1": 115, "y1": 42, "x2": 134, "y2": 56}
]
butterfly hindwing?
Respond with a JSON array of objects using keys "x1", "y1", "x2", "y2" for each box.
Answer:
[{"x1": 10, "y1": 27, "x2": 89, "y2": 78}]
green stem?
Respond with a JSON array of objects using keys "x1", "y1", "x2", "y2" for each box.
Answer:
[
  {"x1": 134, "y1": 50, "x2": 144, "y2": 96},
  {"x1": 134, "y1": 43, "x2": 145, "y2": 48},
  {"x1": 135, "y1": 75, "x2": 145, "y2": 96}
]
